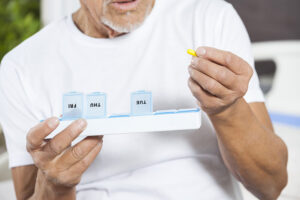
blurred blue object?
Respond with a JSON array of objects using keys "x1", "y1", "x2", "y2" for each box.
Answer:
[{"x1": 270, "y1": 112, "x2": 300, "y2": 127}]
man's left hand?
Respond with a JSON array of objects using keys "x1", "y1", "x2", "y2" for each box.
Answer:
[{"x1": 188, "y1": 47, "x2": 253, "y2": 115}]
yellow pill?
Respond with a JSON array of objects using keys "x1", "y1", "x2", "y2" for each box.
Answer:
[{"x1": 187, "y1": 49, "x2": 197, "y2": 57}]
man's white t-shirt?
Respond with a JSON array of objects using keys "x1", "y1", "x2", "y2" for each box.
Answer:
[{"x1": 0, "y1": 0, "x2": 264, "y2": 199}]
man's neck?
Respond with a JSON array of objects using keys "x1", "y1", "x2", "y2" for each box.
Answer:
[{"x1": 72, "y1": 7, "x2": 124, "y2": 39}]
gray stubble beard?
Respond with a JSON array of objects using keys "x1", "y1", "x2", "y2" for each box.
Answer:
[{"x1": 100, "y1": 0, "x2": 152, "y2": 33}]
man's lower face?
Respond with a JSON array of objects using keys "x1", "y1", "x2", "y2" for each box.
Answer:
[{"x1": 100, "y1": 0, "x2": 155, "y2": 33}]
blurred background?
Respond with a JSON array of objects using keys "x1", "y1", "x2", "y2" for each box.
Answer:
[{"x1": 0, "y1": 0, "x2": 299, "y2": 199}]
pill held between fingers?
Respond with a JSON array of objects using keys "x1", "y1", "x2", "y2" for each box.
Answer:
[{"x1": 187, "y1": 49, "x2": 197, "y2": 57}]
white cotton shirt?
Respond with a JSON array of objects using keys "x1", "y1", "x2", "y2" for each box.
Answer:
[{"x1": 0, "y1": 0, "x2": 264, "y2": 199}]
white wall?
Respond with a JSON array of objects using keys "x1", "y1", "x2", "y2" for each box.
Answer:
[{"x1": 41, "y1": 0, "x2": 80, "y2": 25}]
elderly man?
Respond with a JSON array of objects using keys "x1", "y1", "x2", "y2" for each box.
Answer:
[{"x1": 0, "y1": 0, "x2": 287, "y2": 199}]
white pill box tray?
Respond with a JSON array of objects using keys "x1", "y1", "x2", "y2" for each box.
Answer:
[{"x1": 46, "y1": 108, "x2": 202, "y2": 138}]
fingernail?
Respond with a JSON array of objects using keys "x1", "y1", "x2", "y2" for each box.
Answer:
[
  {"x1": 197, "y1": 47, "x2": 206, "y2": 56},
  {"x1": 97, "y1": 136, "x2": 103, "y2": 146},
  {"x1": 191, "y1": 57, "x2": 196, "y2": 65},
  {"x1": 98, "y1": 140, "x2": 103, "y2": 146},
  {"x1": 47, "y1": 117, "x2": 59, "y2": 129},
  {"x1": 77, "y1": 119, "x2": 87, "y2": 130},
  {"x1": 188, "y1": 79, "x2": 193, "y2": 87},
  {"x1": 188, "y1": 67, "x2": 193, "y2": 75}
]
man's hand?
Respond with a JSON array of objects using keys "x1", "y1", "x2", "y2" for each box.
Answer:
[
  {"x1": 187, "y1": 47, "x2": 288, "y2": 200},
  {"x1": 26, "y1": 117, "x2": 103, "y2": 200},
  {"x1": 188, "y1": 47, "x2": 253, "y2": 115}
]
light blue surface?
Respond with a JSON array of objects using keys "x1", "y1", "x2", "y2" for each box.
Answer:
[
  {"x1": 62, "y1": 91, "x2": 84, "y2": 120},
  {"x1": 176, "y1": 108, "x2": 201, "y2": 113},
  {"x1": 85, "y1": 92, "x2": 107, "y2": 119},
  {"x1": 270, "y1": 112, "x2": 300, "y2": 127},
  {"x1": 154, "y1": 110, "x2": 177, "y2": 115},
  {"x1": 131, "y1": 90, "x2": 153, "y2": 116},
  {"x1": 109, "y1": 114, "x2": 131, "y2": 118}
]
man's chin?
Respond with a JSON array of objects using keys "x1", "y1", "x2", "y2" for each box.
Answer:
[{"x1": 101, "y1": 17, "x2": 143, "y2": 33}]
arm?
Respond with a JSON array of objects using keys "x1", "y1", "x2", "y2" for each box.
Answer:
[
  {"x1": 11, "y1": 117, "x2": 103, "y2": 200},
  {"x1": 12, "y1": 165, "x2": 76, "y2": 200},
  {"x1": 188, "y1": 47, "x2": 288, "y2": 200},
  {"x1": 12, "y1": 165, "x2": 38, "y2": 200},
  {"x1": 211, "y1": 100, "x2": 287, "y2": 200}
]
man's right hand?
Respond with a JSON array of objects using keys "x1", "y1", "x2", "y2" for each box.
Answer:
[{"x1": 26, "y1": 117, "x2": 103, "y2": 200}]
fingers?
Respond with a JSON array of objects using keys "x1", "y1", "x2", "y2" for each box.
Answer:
[
  {"x1": 188, "y1": 47, "x2": 253, "y2": 115},
  {"x1": 45, "y1": 119, "x2": 87, "y2": 156},
  {"x1": 59, "y1": 140, "x2": 103, "y2": 185},
  {"x1": 188, "y1": 66, "x2": 230, "y2": 98},
  {"x1": 195, "y1": 47, "x2": 250, "y2": 75},
  {"x1": 188, "y1": 78, "x2": 221, "y2": 112},
  {"x1": 188, "y1": 78, "x2": 220, "y2": 104},
  {"x1": 27, "y1": 117, "x2": 60, "y2": 151},
  {"x1": 190, "y1": 57, "x2": 237, "y2": 89},
  {"x1": 56, "y1": 136, "x2": 103, "y2": 170}
]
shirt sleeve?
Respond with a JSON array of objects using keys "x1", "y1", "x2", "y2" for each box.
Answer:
[
  {"x1": 218, "y1": 4, "x2": 265, "y2": 103},
  {"x1": 0, "y1": 57, "x2": 38, "y2": 168},
  {"x1": 194, "y1": 2, "x2": 265, "y2": 103}
]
